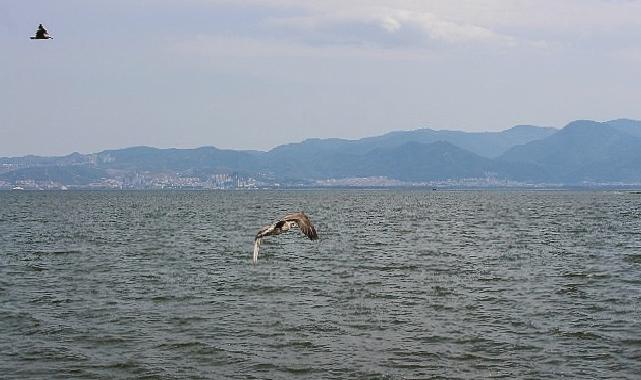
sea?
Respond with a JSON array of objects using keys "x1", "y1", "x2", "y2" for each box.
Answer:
[{"x1": 1, "y1": 190, "x2": 640, "y2": 379}]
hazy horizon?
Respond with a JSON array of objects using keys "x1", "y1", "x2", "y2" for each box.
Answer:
[{"x1": 3, "y1": 1, "x2": 641, "y2": 156}]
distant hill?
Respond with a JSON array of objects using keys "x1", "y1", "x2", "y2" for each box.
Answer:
[
  {"x1": 95, "y1": 146, "x2": 259, "y2": 174},
  {"x1": 351, "y1": 141, "x2": 497, "y2": 181},
  {"x1": 0, "y1": 152, "x2": 92, "y2": 167},
  {"x1": 499, "y1": 120, "x2": 641, "y2": 182},
  {"x1": 2, "y1": 119, "x2": 641, "y2": 188},
  {"x1": 265, "y1": 141, "x2": 498, "y2": 181},
  {"x1": 1, "y1": 165, "x2": 108, "y2": 186},
  {"x1": 606, "y1": 119, "x2": 641, "y2": 138},
  {"x1": 267, "y1": 124, "x2": 556, "y2": 160}
]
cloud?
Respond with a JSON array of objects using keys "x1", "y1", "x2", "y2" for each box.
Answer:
[
  {"x1": 169, "y1": 0, "x2": 641, "y2": 65},
  {"x1": 262, "y1": 6, "x2": 516, "y2": 48},
  {"x1": 198, "y1": 0, "x2": 641, "y2": 50},
  {"x1": 380, "y1": 16, "x2": 402, "y2": 33},
  {"x1": 170, "y1": 33, "x2": 434, "y2": 62},
  {"x1": 388, "y1": 9, "x2": 515, "y2": 45}
]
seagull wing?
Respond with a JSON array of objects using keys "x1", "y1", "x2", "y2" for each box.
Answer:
[
  {"x1": 253, "y1": 238, "x2": 262, "y2": 263},
  {"x1": 255, "y1": 223, "x2": 276, "y2": 240},
  {"x1": 282, "y1": 212, "x2": 318, "y2": 240}
]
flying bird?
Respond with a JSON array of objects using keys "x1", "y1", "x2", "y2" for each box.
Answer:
[
  {"x1": 30, "y1": 24, "x2": 53, "y2": 40},
  {"x1": 253, "y1": 212, "x2": 318, "y2": 263}
]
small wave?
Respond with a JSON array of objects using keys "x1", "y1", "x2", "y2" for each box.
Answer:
[
  {"x1": 561, "y1": 271, "x2": 611, "y2": 279},
  {"x1": 621, "y1": 339, "x2": 641, "y2": 346},
  {"x1": 551, "y1": 328, "x2": 603, "y2": 341},
  {"x1": 157, "y1": 341, "x2": 225, "y2": 353},
  {"x1": 624, "y1": 254, "x2": 641, "y2": 264}
]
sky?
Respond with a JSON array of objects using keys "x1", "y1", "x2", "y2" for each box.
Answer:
[{"x1": 2, "y1": 0, "x2": 641, "y2": 156}]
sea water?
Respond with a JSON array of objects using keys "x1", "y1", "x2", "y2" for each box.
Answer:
[{"x1": 1, "y1": 190, "x2": 640, "y2": 379}]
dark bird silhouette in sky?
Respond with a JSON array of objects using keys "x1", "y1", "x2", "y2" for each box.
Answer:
[
  {"x1": 253, "y1": 212, "x2": 318, "y2": 263},
  {"x1": 30, "y1": 24, "x2": 53, "y2": 40}
]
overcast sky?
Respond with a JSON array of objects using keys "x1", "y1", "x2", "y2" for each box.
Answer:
[{"x1": 2, "y1": 0, "x2": 641, "y2": 156}]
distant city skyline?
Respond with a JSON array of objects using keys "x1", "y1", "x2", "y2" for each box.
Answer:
[{"x1": 3, "y1": 0, "x2": 641, "y2": 156}]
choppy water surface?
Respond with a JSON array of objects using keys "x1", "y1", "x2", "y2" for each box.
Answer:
[{"x1": 1, "y1": 190, "x2": 641, "y2": 379}]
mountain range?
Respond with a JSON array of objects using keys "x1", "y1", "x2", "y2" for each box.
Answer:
[{"x1": 2, "y1": 119, "x2": 641, "y2": 188}]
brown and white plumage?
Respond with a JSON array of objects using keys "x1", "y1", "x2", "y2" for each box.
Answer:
[{"x1": 253, "y1": 212, "x2": 318, "y2": 263}]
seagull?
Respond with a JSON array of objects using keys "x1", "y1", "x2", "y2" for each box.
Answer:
[
  {"x1": 30, "y1": 24, "x2": 53, "y2": 40},
  {"x1": 253, "y1": 212, "x2": 318, "y2": 263}
]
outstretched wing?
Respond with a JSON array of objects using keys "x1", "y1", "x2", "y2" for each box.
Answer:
[
  {"x1": 255, "y1": 223, "x2": 275, "y2": 240},
  {"x1": 253, "y1": 238, "x2": 262, "y2": 263},
  {"x1": 282, "y1": 212, "x2": 318, "y2": 240}
]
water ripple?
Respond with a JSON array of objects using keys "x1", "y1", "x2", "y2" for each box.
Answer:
[{"x1": 1, "y1": 190, "x2": 641, "y2": 379}]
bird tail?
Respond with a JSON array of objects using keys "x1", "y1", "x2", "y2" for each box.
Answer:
[{"x1": 253, "y1": 238, "x2": 262, "y2": 263}]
